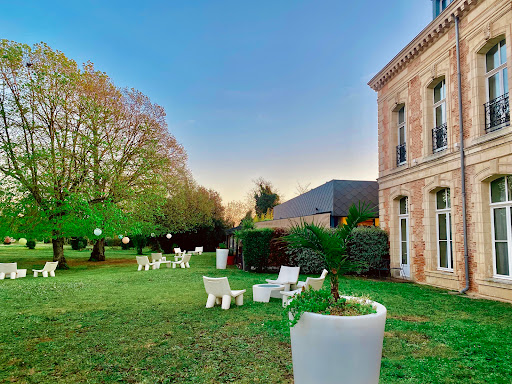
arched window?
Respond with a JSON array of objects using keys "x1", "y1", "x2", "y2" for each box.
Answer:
[
  {"x1": 490, "y1": 176, "x2": 512, "y2": 277},
  {"x1": 398, "y1": 197, "x2": 410, "y2": 278},
  {"x1": 397, "y1": 106, "x2": 406, "y2": 166},
  {"x1": 436, "y1": 189, "x2": 453, "y2": 270},
  {"x1": 485, "y1": 39, "x2": 509, "y2": 132},
  {"x1": 432, "y1": 79, "x2": 447, "y2": 152}
]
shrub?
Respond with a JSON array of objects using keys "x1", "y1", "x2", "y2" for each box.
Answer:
[
  {"x1": 121, "y1": 239, "x2": 132, "y2": 250},
  {"x1": 106, "y1": 237, "x2": 122, "y2": 247},
  {"x1": 346, "y1": 226, "x2": 389, "y2": 273},
  {"x1": 71, "y1": 237, "x2": 88, "y2": 251},
  {"x1": 26, "y1": 240, "x2": 36, "y2": 249},
  {"x1": 268, "y1": 228, "x2": 289, "y2": 268},
  {"x1": 288, "y1": 248, "x2": 327, "y2": 274},
  {"x1": 241, "y1": 228, "x2": 274, "y2": 272}
]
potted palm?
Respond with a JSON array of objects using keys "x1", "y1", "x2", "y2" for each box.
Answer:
[
  {"x1": 216, "y1": 242, "x2": 229, "y2": 269},
  {"x1": 283, "y1": 202, "x2": 387, "y2": 384}
]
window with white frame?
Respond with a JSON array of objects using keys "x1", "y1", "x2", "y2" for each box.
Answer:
[
  {"x1": 433, "y1": 0, "x2": 453, "y2": 18},
  {"x1": 432, "y1": 79, "x2": 447, "y2": 152},
  {"x1": 490, "y1": 176, "x2": 512, "y2": 277},
  {"x1": 397, "y1": 106, "x2": 406, "y2": 165},
  {"x1": 398, "y1": 197, "x2": 410, "y2": 278},
  {"x1": 436, "y1": 188, "x2": 453, "y2": 270},
  {"x1": 484, "y1": 39, "x2": 509, "y2": 132}
]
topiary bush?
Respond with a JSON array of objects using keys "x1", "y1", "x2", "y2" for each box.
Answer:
[
  {"x1": 26, "y1": 240, "x2": 36, "y2": 249},
  {"x1": 287, "y1": 248, "x2": 327, "y2": 274},
  {"x1": 240, "y1": 228, "x2": 274, "y2": 272},
  {"x1": 346, "y1": 226, "x2": 389, "y2": 274}
]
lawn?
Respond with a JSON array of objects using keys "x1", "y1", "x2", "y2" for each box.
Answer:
[{"x1": 1, "y1": 245, "x2": 512, "y2": 383}]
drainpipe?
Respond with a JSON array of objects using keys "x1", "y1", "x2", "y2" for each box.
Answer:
[{"x1": 455, "y1": 15, "x2": 470, "y2": 294}]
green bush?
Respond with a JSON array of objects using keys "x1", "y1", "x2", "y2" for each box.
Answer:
[
  {"x1": 346, "y1": 226, "x2": 389, "y2": 273},
  {"x1": 240, "y1": 229, "x2": 274, "y2": 272},
  {"x1": 71, "y1": 237, "x2": 87, "y2": 251},
  {"x1": 288, "y1": 248, "x2": 327, "y2": 274},
  {"x1": 106, "y1": 237, "x2": 122, "y2": 247},
  {"x1": 26, "y1": 240, "x2": 36, "y2": 249},
  {"x1": 268, "y1": 228, "x2": 289, "y2": 268}
]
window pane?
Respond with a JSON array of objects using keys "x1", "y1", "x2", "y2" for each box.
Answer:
[
  {"x1": 438, "y1": 213, "x2": 447, "y2": 240},
  {"x1": 494, "y1": 207, "x2": 507, "y2": 241},
  {"x1": 437, "y1": 189, "x2": 447, "y2": 210},
  {"x1": 447, "y1": 189, "x2": 451, "y2": 208},
  {"x1": 503, "y1": 67, "x2": 508, "y2": 94},
  {"x1": 487, "y1": 43, "x2": 500, "y2": 72},
  {"x1": 500, "y1": 40, "x2": 507, "y2": 65},
  {"x1": 450, "y1": 239, "x2": 453, "y2": 269},
  {"x1": 401, "y1": 218, "x2": 407, "y2": 239},
  {"x1": 400, "y1": 197, "x2": 407, "y2": 215},
  {"x1": 434, "y1": 81, "x2": 444, "y2": 103},
  {"x1": 491, "y1": 177, "x2": 506, "y2": 203},
  {"x1": 398, "y1": 107, "x2": 405, "y2": 124},
  {"x1": 495, "y1": 242, "x2": 509, "y2": 276},
  {"x1": 439, "y1": 241, "x2": 448, "y2": 268},
  {"x1": 507, "y1": 176, "x2": 512, "y2": 202},
  {"x1": 401, "y1": 242, "x2": 408, "y2": 265},
  {"x1": 488, "y1": 72, "x2": 500, "y2": 100},
  {"x1": 399, "y1": 126, "x2": 405, "y2": 144}
]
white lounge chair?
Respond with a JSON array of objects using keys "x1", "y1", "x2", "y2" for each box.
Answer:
[
  {"x1": 171, "y1": 253, "x2": 191, "y2": 269},
  {"x1": 266, "y1": 266, "x2": 300, "y2": 297},
  {"x1": 293, "y1": 269, "x2": 328, "y2": 290},
  {"x1": 194, "y1": 246, "x2": 203, "y2": 255},
  {"x1": 151, "y1": 253, "x2": 171, "y2": 268},
  {"x1": 203, "y1": 276, "x2": 246, "y2": 310},
  {"x1": 136, "y1": 256, "x2": 158, "y2": 271},
  {"x1": 33, "y1": 261, "x2": 59, "y2": 277},
  {"x1": 0, "y1": 263, "x2": 18, "y2": 279},
  {"x1": 174, "y1": 247, "x2": 182, "y2": 255},
  {"x1": 282, "y1": 269, "x2": 328, "y2": 307}
]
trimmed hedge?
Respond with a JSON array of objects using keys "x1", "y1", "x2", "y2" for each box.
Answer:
[
  {"x1": 241, "y1": 228, "x2": 274, "y2": 272},
  {"x1": 347, "y1": 226, "x2": 389, "y2": 273},
  {"x1": 288, "y1": 248, "x2": 326, "y2": 274}
]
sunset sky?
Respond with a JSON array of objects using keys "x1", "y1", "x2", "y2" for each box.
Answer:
[{"x1": 2, "y1": 0, "x2": 432, "y2": 204}]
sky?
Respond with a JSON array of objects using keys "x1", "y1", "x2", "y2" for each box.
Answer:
[{"x1": 1, "y1": 0, "x2": 432, "y2": 204}]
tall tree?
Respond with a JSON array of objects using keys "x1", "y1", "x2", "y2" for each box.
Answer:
[{"x1": 252, "y1": 178, "x2": 280, "y2": 217}]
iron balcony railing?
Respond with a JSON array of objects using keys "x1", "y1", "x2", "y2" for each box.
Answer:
[
  {"x1": 396, "y1": 143, "x2": 406, "y2": 166},
  {"x1": 484, "y1": 92, "x2": 510, "y2": 133},
  {"x1": 432, "y1": 122, "x2": 447, "y2": 152}
]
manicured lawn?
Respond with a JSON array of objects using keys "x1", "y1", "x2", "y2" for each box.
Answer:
[{"x1": 1, "y1": 244, "x2": 512, "y2": 383}]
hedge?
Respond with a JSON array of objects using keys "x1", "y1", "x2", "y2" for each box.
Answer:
[
  {"x1": 240, "y1": 228, "x2": 274, "y2": 272},
  {"x1": 346, "y1": 226, "x2": 389, "y2": 273}
]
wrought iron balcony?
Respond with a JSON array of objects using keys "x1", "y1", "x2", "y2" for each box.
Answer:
[
  {"x1": 485, "y1": 93, "x2": 510, "y2": 133},
  {"x1": 396, "y1": 143, "x2": 406, "y2": 166},
  {"x1": 432, "y1": 122, "x2": 447, "y2": 152}
]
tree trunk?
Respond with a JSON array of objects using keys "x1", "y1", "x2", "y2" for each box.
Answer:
[
  {"x1": 52, "y1": 237, "x2": 69, "y2": 269},
  {"x1": 330, "y1": 273, "x2": 340, "y2": 301},
  {"x1": 89, "y1": 238, "x2": 106, "y2": 261}
]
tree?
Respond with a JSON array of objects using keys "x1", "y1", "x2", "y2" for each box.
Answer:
[
  {"x1": 252, "y1": 178, "x2": 280, "y2": 217},
  {"x1": 224, "y1": 200, "x2": 252, "y2": 228}
]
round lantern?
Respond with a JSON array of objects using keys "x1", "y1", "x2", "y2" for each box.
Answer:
[
  {"x1": 151, "y1": 233, "x2": 156, "y2": 237},
  {"x1": 18, "y1": 238, "x2": 27, "y2": 246},
  {"x1": 94, "y1": 228, "x2": 102, "y2": 236},
  {"x1": 122, "y1": 237, "x2": 130, "y2": 244},
  {"x1": 166, "y1": 233, "x2": 172, "y2": 239},
  {"x1": 118, "y1": 235, "x2": 123, "y2": 239}
]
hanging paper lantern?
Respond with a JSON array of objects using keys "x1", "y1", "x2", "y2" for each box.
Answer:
[
  {"x1": 122, "y1": 237, "x2": 130, "y2": 244},
  {"x1": 94, "y1": 228, "x2": 102, "y2": 236},
  {"x1": 18, "y1": 238, "x2": 27, "y2": 246},
  {"x1": 166, "y1": 233, "x2": 172, "y2": 239},
  {"x1": 118, "y1": 235, "x2": 123, "y2": 239},
  {"x1": 151, "y1": 233, "x2": 156, "y2": 237}
]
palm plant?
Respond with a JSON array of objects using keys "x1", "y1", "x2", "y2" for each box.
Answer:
[{"x1": 283, "y1": 202, "x2": 376, "y2": 301}]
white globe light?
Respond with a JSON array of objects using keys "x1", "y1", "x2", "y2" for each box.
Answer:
[
  {"x1": 18, "y1": 238, "x2": 27, "y2": 246},
  {"x1": 94, "y1": 228, "x2": 102, "y2": 236},
  {"x1": 118, "y1": 235, "x2": 123, "y2": 239},
  {"x1": 151, "y1": 233, "x2": 156, "y2": 237},
  {"x1": 122, "y1": 237, "x2": 130, "y2": 244},
  {"x1": 166, "y1": 233, "x2": 172, "y2": 239}
]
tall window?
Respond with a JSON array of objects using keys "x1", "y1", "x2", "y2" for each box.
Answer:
[
  {"x1": 399, "y1": 197, "x2": 410, "y2": 278},
  {"x1": 432, "y1": 79, "x2": 447, "y2": 152},
  {"x1": 490, "y1": 176, "x2": 512, "y2": 277},
  {"x1": 436, "y1": 189, "x2": 453, "y2": 270},
  {"x1": 397, "y1": 106, "x2": 406, "y2": 166},
  {"x1": 485, "y1": 39, "x2": 509, "y2": 132}
]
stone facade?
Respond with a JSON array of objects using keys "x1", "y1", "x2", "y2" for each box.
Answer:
[{"x1": 369, "y1": 0, "x2": 512, "y2": 301}]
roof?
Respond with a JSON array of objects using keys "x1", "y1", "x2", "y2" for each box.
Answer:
[{"x1": 273, "y1": 180, "x2": 379, "y2": 220}]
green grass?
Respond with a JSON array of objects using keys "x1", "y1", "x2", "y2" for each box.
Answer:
[{"x1": 1, "y1": 244, "x2": 512, "y2": 383}]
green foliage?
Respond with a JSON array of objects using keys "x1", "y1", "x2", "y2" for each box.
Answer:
[
  {"x1": 285, "y1": 288, "x2": 377, "y2": 327},
  {"x1": 268, "y1": 228, "x2": 289, "y2": 268},
  {"x1": 71, "y1": 237, "x2": 88, "y2": 251},
  {"x1": 288, "y1": 248, "x2": 327, "y2": 274},
  {"x1": 241, "y1": 228, "x2": 274, "y2": 271},
  {"x1": 347, "y1": 226, "x2": 389, "y2": 273},
  {"x1": 253, "y1": 179, "x2": 280, "y2": 216},
  {"x1": 218, "y1": 242, "x2": 227, "y2": 249},
  {"x1": 26, "y1": 240, "x2": 36, "y2": 249}
]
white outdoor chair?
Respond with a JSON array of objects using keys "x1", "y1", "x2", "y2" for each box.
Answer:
[
  {"x1": 266, "y1": 266, "x2": 300, "y2": 298},
  {"x1": 151, "y1": 253, "x2": 171, "y2": 268},
  {"x1": 281, "y1": 269, "x2": 328, "y2": 307},
  {"x1": 171, "y1": 253, "x2": 191, "y2": 269},
  {"x1": 194, "y1": 246, "x2": 203, "y2": 255},
  {"x1": 33, "y1": 261, "x2": 59, "y2": 277},
  {"x1": 174, "y1": 247, "x2": 182, "y2": 255},
  {"x1": 0, "y1": 263, "x2": 18, "y2": 280},
  {"x1": 293, "y1": 269, "x2": 328, "y2": 290},
  {"x1": 203, "y1": 276, "x2": 246, "y2": 310},
  {"x1": 136, "y1": 256, "x2": 158, "y2": 271}
]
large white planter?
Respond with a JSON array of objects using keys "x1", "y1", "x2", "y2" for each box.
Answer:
[
  {"x1": 290, "y1": 297, "x2": 387, "y2": 384},
  {"x1": 216, "y1": 249, "x2": 229, "y2": 269}
]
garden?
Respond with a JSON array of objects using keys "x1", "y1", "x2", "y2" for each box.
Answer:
[{"x1": 1, "y1": 242, "x2": 512, "y2": 384}]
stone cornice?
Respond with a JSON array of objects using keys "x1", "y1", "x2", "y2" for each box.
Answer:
[{"x1": 368, "y1": 0, "x2": 480, "y2": 92}]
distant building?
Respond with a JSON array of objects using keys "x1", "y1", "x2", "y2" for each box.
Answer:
[{"x1": 254, "y1": 180, "x2": 379, "y2": 229}]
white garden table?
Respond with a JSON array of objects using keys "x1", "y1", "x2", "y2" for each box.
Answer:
[{"x1": 252, "y1": 284, "x2": 285, "y2": 303}]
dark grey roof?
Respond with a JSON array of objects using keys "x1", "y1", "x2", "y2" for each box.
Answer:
[{"x1": 273, "y1": 180, "x2": 378, "y2": 220}]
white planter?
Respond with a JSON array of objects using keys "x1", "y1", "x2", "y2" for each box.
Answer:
[
  {"x1": 216, "y1": 249, "x2": 229, "y2": 269},
  {"x1": 290, "y1": 297, "x2": 387, "y2": 384}
]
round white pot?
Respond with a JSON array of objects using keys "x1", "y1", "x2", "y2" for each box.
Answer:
[
  {"x1": 290, "y1": 297, "x2": 386, "y2": 384},
  {"x1": 215, "y1": 249, "x2": 229, "y2": 269}
]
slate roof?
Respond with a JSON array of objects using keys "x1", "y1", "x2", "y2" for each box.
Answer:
[{"x1": 273, "y1": 180, "x2": 379, "y2": 220}]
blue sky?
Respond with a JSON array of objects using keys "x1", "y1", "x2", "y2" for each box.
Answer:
[{"x1": 2, "y1": 0, "x2": 431, "y2": 203}]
